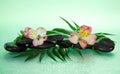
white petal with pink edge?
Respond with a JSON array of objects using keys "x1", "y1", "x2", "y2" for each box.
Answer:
[
  {"x1": 85, "y1": 34, "x2": 96, "y2": 45},
  {"x1": 79, "y1": 39, "x2": 87, "y2": 49},
  {"x1": 32, "y1": 37, "x2": 45, "y2": 46},
  {"x1": 36, "y1": 27, "x2": 47, "y2": 36},
  {"x1": 69, "y1": 33, "x2": 79, "y2": 44}
]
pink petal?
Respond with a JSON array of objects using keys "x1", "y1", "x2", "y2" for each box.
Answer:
[
  {"x1": 24, "y1": 32, "x2": 29, "y2": 38},
  {"x1": 36, "y1": 27, "x2": 47, "y2": 36},
  {"x1": 79, "y1": 39, "x2": 87, "y2": 49},
  {"x1": 33, "y1": 38, "x2": 45, "y2": 46},
  {"x1": 80, "y1": 25, "x2": 92, "y2": 33},
  {"x1": 69, "y1": 33, "x2": 79, "y2": 44},
  {"x1": 86, "y1": 34, "x2": 96, "y2": 45},
  {"x1": 24, "y1": 27, "x2": 32, "y2": 38},
  {"x1": 25, "y1": 27, "x2": 31, "y2": 32}
]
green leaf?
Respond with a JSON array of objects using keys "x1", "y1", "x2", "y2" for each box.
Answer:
[
  {"x1": 92, "y1": 47, "x2": 101, "y2": 54},
  {"x1": 52, "y1": 28, "x2": 71, "y2": 35},
  {"x1": 47, "y1": 31, "x2": 58, "y2": 35},
  {"x1": 39, "y1": 51, "x2": 45, "y2": 62},
  {"x1": 14, "y1": 49, "x2": 34, "y2": 57},
  {"x1": 72, "y1": 21, "x2": 80, "y2": 31},
  {"x1": 15, "y1": 48, "x2": 41, "y2": 62},
  {"x1": 14, "y1": 35, "x2": 24, "y2": 43},
  {"x1": 47, "y1": 30, "x2": 69, "y2": 38},
  {"x1": 52, "y1": 47, "x2": 64, "y2": 61},
  {"x1": 95, "y1": 33, "x2": 114, "y2": 36},
  {"x1": 60, "y1": 17, "x2": 76, "y2": 31},
  {"x1": 64, "y1": 48, "x2": 71, "y2": 60},
  {"x1": 20, "y1": 30, "x2": 24, "y2": 35},
  {"x1": 25, "y1": 50, "x2": 40, "y2": 62},
  {"x1": 73, "y1": 48, "x2": 83, "y2": 57},
  {"x1": 59, "y1": 48, "x2": 66, "y2": 61},
  {"x1": 47, "y1": 48, "x2": 57, "y2": 61},
  {"x1": 96, "y1": 36, "x2": 106, "y2": 42}
]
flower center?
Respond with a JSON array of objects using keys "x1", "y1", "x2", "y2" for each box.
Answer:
[
  {"x1": 37, "y1": 35, "x2": 41, "y2": 40},
  {"x1": 78, "y1": 29, "x2": 89, "y2": 37}
]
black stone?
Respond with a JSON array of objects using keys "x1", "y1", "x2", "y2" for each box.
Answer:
[
  {"x1": 4, "y1": 42, "x2": 27, "y2": 52},
  {"x1": 46, "y1": 35, "x2": 64, "y2": 42},
  {"x1": 94, "y1": 38, "x2": 115, "y2": 52},
  {"x1": 16, "y1": 38, "x2": 32, "y2": 47},
  {"x1": 56, "y1": 40, "x2": 72, "y2": 48},
  {"x1": 29, "y1": 41, "x2": 55, "y2": 49},
  {"x1": 73, "y1": 43, "x2": 93, "y2": 49}
]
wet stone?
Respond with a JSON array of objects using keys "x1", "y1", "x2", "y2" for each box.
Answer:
[
  {"x1": 46, "y1": 35, "x2": 64, "y2": 42},
  {"x1": 94, "y1": 38, "x2": 115, "y2": 52},
  {"x1": 4, "y1": 42, "x2": 27, "y2": 52},
  {"x1": 56, "y1": 40, "x2": 72, "y2": 48},
  {"x1": 16, "y1": 38, "x2": 32, "y2": 47},
  {"x1": 29, "y1": 41, "x2": 55, "y2": 49},
  {"x1": 73, "y1": 43, "x2": 93, "y2": 49}
]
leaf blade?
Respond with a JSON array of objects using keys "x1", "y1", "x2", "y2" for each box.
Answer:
[
  {"x1": 60, "y1": 17, "x2": 76, "y2": 31},
  {"x1": 72, "y1": 21, "x2": 80, "y2": 31},
  {"x1": 52, "y1": 28, "x2": 71, "y2": 35},
  {"x1": 52, "y1": 47, "x2": 64, "y2": 61},
  {"x1": 47, "y1": 48, "x2": 57, "y2": 61},
  {"x1": 39, "y1": 51, "x2": 45, "y2": 62}
]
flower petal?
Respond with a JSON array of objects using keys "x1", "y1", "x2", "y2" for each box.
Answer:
[
  {"x1": 33, "y1": 38, "x2": 45, "y2": 46},
  {"x1": 36, "y1": 27, "x2": 47, "y2": 36},
  {"x1": 80, "y1": 25, "x2": 92, "y2": 34},
  {"x1": 25, "y1": 27, "x2": 32, "y2": 32},
  {"x1": 28, "y1": 29, "x2": 36, "y2": 39},
  {"x1": 86, "y1": 34, "x2": 96, "y2": 45},
  {"x1": 79, "y1": 39, "x2": 87, "y2": 49},
  {"x1": 24, "y1": 27, "x2": 31, "y2": 38},
  {"x1": 69, "y1": 33, "x2": 79, "y2": 44}
]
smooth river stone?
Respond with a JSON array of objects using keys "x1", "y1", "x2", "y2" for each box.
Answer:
[
  {"x1": 73, "y1": 43, "x2": 93, "y2": 49},
  {"x1": 94, "y1": 38, "x2": 115, "y2": 52},
  {"x1": 29, "y1": 41, "x2": 55, "y2": 49},
  {"x1": 46, "y1": 35, "x2": 64, "y2": 42},
  {"x1": 56, "y1": 40, "x2": 72, "y2": 48},
  {"x1": 4, "y1": 42, "x2": 27, "y2": 52},
  {"x1": 16, "y1": 38, "x2": 32, "y2": 47}
]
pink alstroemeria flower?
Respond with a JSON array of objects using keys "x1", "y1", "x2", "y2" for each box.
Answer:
[
  {"x1": 69, "y1": 25, "x2": 96, "y2": 49},
  {"x1": 24, "y1": 27, "x2": 47, "y2": 46}
]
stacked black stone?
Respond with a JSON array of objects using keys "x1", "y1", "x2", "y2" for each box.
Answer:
[
  {"x1": 94, "y1": 38, "x2": 115, "y2": 52},
  {"x1": 4, "y1": 35, "x2": 115, "y2": 52}
]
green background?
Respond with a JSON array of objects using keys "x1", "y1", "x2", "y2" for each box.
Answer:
[{"x1": 0, "y1": 0, "x2": 120, "y2": 74}]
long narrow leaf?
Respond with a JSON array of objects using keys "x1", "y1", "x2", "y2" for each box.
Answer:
[
  {"x1": 95, "y1": 33, "x2": 114, "y2": 36},
  {"x1": 52, "y1": 47, "x2": 64, "y2": 61},
  {"x1": 60, "y1": 17, "x2": 76, "y2": 31},
  {"x1": 52, "y1": 28, "x2": 71, "y2": 35},
  {"x1": 74, "y1": 48, "x2": 83, "y2": 57},
  {"x1": 25, "y1": 51, "x2": 40, "y2": 62},
  {"x1": 39, "y1": 51, "x2": 45, "y2": 62},
  {"x1": 72, "y1": 21, "x2": 80, "y2": 31},
  {"x1": 47, "y1": 31, "x2": 58, "y2": 35},
  {"x1": 14, "y1": 49, "x2": 34, "y2": 57},
  {"x1": 47, "y1": 30, "x2": 69, "y2": 38},
  {"x1": 64, "y1": 48, "x2": 71, "y2": 60},
  {"x1": 47, "y1": 49, "x2": 57, "y2": 61},
  {"x1": 59, "y1": 48, "x2": 66, "y2": 61}
]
